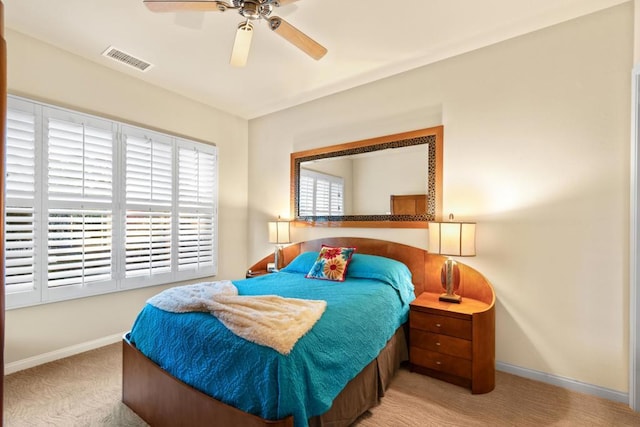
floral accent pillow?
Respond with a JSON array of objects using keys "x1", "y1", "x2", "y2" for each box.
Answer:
[{"x1": 305, "y1": 245, "x2": 356, "y2": 282}]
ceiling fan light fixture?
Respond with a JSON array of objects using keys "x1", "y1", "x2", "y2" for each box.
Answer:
[{"x1": 230, "y1": 21, "x2": 253, "y2": 67}]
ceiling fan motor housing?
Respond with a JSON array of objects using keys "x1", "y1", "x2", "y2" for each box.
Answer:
[{"x1": 236, "y1": 0, "x2": 273, "y2": 21}]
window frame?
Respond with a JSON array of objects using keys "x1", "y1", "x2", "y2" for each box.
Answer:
[
  {"x1": 175, "y1": 140, "x2": 218, "y2": 279},
  {"x1": 4, "y1": 95, "x2": 219, "y2": 309},
  {"x1": 120, "y1": 125, "x2": 175, "y2": 289},
  {"x1": 42, "y1": 106, "x2": 118, "y2": 303},
  {"x1": 5, "y1": 97, "x2": 42, "y2": 308}
]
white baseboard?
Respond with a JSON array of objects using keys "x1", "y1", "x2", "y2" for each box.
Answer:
[
  {"x1": 4, "y1": 332, "x2": 126, "y2": 375},
  {"x1": 497, "y1": 361, "x2": 628, "y2": 405}
]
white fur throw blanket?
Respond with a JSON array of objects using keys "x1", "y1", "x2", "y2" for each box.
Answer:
[{"x1": 146, "y1": 281, "x2": 327, "y2": 355}]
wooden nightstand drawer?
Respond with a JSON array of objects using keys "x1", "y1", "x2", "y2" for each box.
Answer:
[
  {"x1": 408, "y1": 291, "x2": 495, "y2": 394},
  {"x1": 410, "y1": 347, "x2": 472, "y2": 379},
  {"x1": 410, "y1": 311, "x2": 471, "y2": 340},
  {"x1": 410, "y1": 328, "x2": 472, "y2": 359}
]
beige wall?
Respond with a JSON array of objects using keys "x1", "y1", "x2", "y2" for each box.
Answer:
[
  {"x1": 352, "y1": 148, "x2": 427, "y2": 214},
  {"x1": 5, "y1": 30, "x2": 249, "y2": 364},
  {"x1": 635, "y1": 0, "x2": 640, "y2": 62},
  {"x1": 249, "y1": 3, "x2": 633, "y2": 392}
]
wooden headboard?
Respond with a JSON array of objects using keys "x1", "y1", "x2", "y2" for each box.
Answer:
[{"x1": 248, "y1": 237, "x2": 494, "y2": 306}]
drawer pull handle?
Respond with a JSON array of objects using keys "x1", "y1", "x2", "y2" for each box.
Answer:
[
  {"x1": 435, "y1": 323, "x2": 441, "y2": 328},
  {"x1": 436, "y1": 361, "x2": 442, "y2": 365},
  {"x1": 436, "y1": 342, "x2": 441, "y2": 346}
]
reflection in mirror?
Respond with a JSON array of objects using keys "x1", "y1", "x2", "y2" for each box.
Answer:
[
  {"x1": 300, "y1": 145, "x2": 427, "y2": 215},
  {"x1": 290, "y1": 126, "x2": 443, "y2": 228}
]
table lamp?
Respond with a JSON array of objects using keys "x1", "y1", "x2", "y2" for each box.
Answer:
[
  {"x1": 268, "y1": 216, "x2": 291, "y2": 271},
  {"x1": 428, "y1": 214, "x2": 476, "y2": 303}
]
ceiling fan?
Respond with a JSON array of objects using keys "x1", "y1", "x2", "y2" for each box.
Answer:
[{"x1": 144, "y1": 0, "x2": 328, "y2": 67}]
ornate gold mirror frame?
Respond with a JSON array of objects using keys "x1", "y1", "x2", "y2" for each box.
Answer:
[{"x1": 290, "y1": 126, "x2": 443, "y2": 228}]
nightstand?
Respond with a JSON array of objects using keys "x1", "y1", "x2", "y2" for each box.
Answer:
[
  {"x1": 245, "y1": 269, "x2": 270, "y2": 278},
  {"x1": 409, "y1": 292, "x2": 495, "y2": 394}
]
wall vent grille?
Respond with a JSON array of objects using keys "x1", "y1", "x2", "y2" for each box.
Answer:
[{"x1": 102, "y1": 46, "x2": 153, "y2": 72}]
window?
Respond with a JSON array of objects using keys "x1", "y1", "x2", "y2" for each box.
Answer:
[
  {"x1": 45, "y1": 108, "x2": 115, "y2": 303},
  {"x1": 122, "y1": 127, "x2": 173, "y2": 285},
  {"x1": 177, "y1": 143, "x2": 216, "y2": 273},
  {"x1": 299, "y1": 168, "x2": 344, "y2": 216},
  {"x1": 5, "y1": 98, "x2": 39, "y2": 308},
  {"x1": 4, "y1": 95, "x2": 218, "y2": 309}
]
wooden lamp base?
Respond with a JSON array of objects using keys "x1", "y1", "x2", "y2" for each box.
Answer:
[
  {"x1": 439, "y1": 293, "x2": 462, "y2": 303},
  {"x1": 439, "y1": 257, "x2": 462, "y2": 303}
]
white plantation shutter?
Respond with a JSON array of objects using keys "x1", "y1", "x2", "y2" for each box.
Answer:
[
  {"x1": 5, "y1": 207, "x2": 35, "y2": 292},
  {"x1": 125, "y1": 134, "x2": 172, "y2": 206},
  {"x1": 5, "y1": 104, "x2": 38, "y2": 300},
  {"x1": 330, "y1": 182, "x2": 343, "y2": 215},
  {"x1": 299, "y1": 175, "x2": 315, "y2": 216},
  {"x1": 4, "y1": 95, "x2": 219, "y2": 309},
  {"x1": 45, "y1": 110, "x2": 114, "y2": 294},
  {"x1": 47, "y1": 209, "x2": 112, "y2": 287},
  {"x1": 178, "y1": 143, "x2": 217, "y2": 274},
  {"x1": 6, "y1": 109, "x2": 36, "y2": 200},
  {"x1": 124, "y1": 211, "x2": 171, "y2": 278},
  {"x1": 47, "y1": 118, "x2": 112, "y2": 201},
  {"x1": 299, "y1": 169, "x2": 344, "y2": 216},
  {"x1": 123, "y1": 129, "x2": 173, "y2": 280},
  {"x1": 315, "y1": 179, "x2": 330, "y2": 216}
]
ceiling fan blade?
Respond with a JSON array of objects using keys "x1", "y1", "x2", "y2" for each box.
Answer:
[
  {"x1": 144, "y1": 1, "x2": 227, "y2": 12},
  {"x1": 268, "y1": 17, "x2": 327, "y2": 60}
]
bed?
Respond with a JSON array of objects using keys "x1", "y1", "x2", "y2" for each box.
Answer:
[{"x1": 122, "y1": 237, "x2": 493, "y2": 426}]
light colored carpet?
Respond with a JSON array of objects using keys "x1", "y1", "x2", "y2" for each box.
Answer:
[
  {"x1": 4, "y1": 343, "x2": 640, "y2": 426},
  {"x1": 4, "y1": 343, "x2": 145, "y2": 427}
]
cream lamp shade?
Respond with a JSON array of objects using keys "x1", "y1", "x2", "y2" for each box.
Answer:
[
  {"x1": 428, "y1": 221, "x2": 476, "y2": 257},
  {"x1": 428, "y1": 215, "x2": 476, "y2": 303},
  {"x1": 268, "y1": 217, "x2": 291, "y2": 271},
  {"x1": 268, "y1": 218, "x2": 291, "y2": 245}
]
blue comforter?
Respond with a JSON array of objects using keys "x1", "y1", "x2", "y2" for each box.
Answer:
[{"x1": 129, "y1": 253, "x2": 415, "y2": 426}]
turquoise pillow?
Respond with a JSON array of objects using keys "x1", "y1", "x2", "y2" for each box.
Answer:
[
  {"x1": 346, "y1": 253, "x2": 415, "y2": 306},
  {"x1": 281, "y1": 251, "x2": 319, "y2": 274}
]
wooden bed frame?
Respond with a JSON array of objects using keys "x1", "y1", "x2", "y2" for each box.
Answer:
[{"x1": 122, "y1": 237, "x2": 495, "y2": 426}]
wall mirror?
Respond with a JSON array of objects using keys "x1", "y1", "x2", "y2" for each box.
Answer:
[{"x1": 290, "y1": 126, "x2": 443, "y2": 228}]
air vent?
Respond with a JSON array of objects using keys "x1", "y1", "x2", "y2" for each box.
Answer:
[{"x1": 102, "y1": 46, "x2": 153, "y2": 72}]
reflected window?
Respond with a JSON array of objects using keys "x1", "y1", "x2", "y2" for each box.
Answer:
[{"x1": 299, "y1": 169, "x2": 343, "y2": 216}]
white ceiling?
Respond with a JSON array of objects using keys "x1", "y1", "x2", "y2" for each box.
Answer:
[{"x1": 4, "y1": 0, "x2": 630, "y2": 119}]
